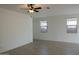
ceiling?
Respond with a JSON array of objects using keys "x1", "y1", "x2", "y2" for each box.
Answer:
[{"x1": 0, "y1": 4, "x2": 79, "y2": 18}]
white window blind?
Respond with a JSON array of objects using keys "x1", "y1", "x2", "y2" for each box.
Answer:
[
  {"x1": 40, "y1": 21, "x2": 48, "y2": 33},
  {"x1": 67, "y1": 18, "x2": 77, "y2": 33}
]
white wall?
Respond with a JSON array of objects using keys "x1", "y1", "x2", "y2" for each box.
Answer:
[
  {"x1": 33, "y1": 14, "x2": 79, "y2": 44},
  {"x1": 0, "y1": 8, "x2": 33, "y2": 53}
]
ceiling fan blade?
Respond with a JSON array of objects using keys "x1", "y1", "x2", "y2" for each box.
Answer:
[
  {"x1": 34, "y1": 7, "x2": 42, "y2": 9},
  {"x1": 34, "y1": 9, "x2": 39, "y2": 12},
  {"x1": 35, "y1": 11, "x2": 39, "y2": 12}
]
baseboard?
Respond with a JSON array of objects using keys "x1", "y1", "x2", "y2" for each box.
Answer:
[{"x1": 34, "y1": 39, "x2": 79, "y2": 45}]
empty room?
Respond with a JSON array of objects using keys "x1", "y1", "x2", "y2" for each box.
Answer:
[{"x1": 0, "y1": 4, "x2": 79, "y2": 55}]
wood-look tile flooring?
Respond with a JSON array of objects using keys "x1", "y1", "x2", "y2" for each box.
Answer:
[{"x1": 2, "y1": 40, "x2": 79, "y2": 55}]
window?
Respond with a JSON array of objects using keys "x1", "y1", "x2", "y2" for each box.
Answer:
[
  {"x1": 40, "y1": 21, "x2": 48, "y2": 33},
  {"x1": 67, "y1": 18, "x2": 77, "y2": 33}
]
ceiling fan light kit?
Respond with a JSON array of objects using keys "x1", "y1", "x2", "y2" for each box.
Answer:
[{"x1": 28, "y1": 10, "x2": 34, "y2": 13}]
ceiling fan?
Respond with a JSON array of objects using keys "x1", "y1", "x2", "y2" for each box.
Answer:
[
  {"x1": 20, "y1": 4, "x2": 50, "y2": 13},
  {"x1": 27, "y1": 4, "x2": 42, "y2": 12},
  {"x1": 20, "y1": 4, "x2": 43, "y2": 13}
]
